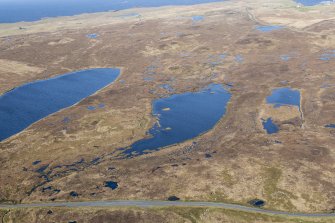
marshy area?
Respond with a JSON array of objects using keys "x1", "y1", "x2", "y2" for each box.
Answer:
[{"x1": 0, "y1": 0, "x2": 334, "y2": 217}]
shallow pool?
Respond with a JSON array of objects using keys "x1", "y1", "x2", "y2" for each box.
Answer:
[
  {"x1": 256, "y1": 25, "x2": 283, "y2": 32},
  {"x1": 262, "y1": 118, "x2": 279, "y2": 134},
  {"x1": 266, "y1": 87, "x2": 300, "y2": 108},
  {"x1": 104, "y1": 181, "x2": 118, "y2": 190},
  {"x1": 325, "y1": 124, "x2": 335, "y2": 128}
]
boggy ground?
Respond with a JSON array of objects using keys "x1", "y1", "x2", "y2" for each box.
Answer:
[{"x1": 0, "y1": 0, "x2": 334, "y2": 214}]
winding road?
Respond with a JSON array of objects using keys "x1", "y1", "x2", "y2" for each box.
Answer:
[{"x1": 1, "y1": 200, "x2": 335, "y2": 218}]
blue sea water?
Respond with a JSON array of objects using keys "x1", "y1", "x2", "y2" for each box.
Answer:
[
  {"x1": 0, "y1": 68, "x2": 120, "y2": 141},
  {"x1": 295, "y1": 0, "x2": 332, "y2": 5},
  {"x1": 0, "y1": 0, "x2": 223, "y2": 23},
  {"x1": 0, "y1": 0, "x2": 331, "y2": 23}
]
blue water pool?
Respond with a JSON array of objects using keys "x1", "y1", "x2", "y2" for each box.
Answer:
[
  {"x1": 235, "y1": 55, "x2": 243, "y2": 63},
  {"x1": 104, "y1": 181, "x2": 118, "y2": 190},
  {"x1": 0, "y1": 68, "x2": 120, "y2": 141},
  {"x1": 262, "y1": 118, "x2": 279, "y2": 134},
  {"x1": 325, "y1": 124, "x2": 335, "y2": 128},
  {"x1": 280, "y1": 55, "x2": 291, "y2": 61},
  {"x1": 122, "y1": 84, "x2": 231, "y2": 157},
  {"x1": 192, "y1": 15, "x2": 204, "y2": 22},
  {"x1": 266, "y1": 87, "x2": 300, "y2": 108},
  {"x1": 256, "y1": 25, "x2": 283, "y2": 32},
  {"x1": 86, "y1": 33, "x2": 98, "y2": 39},
  {"x1": 319, "y1": 50, "x2": 335, "y2": 61}
]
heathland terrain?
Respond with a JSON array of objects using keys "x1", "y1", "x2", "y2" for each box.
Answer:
[{"x1": 0, "y1": 0, "x2": 334, "y2": 221}]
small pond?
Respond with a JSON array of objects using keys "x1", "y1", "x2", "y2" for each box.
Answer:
[
  {"x1": 263, "y1": 87, "x2": 301, "y2": 134},
  {"x1": 249, "y1": 199, "x2": 266, "y2": 207},
  {"x1": 262, "y1": 118, "x2": 279, "y2": 134},
  {"x1": 256, "y1": 25, "x2": 283, "y2": 32},
  {"x1": 235, "y1": 55, "x2": 243, "y2": 63},
  {"x1": 86, "y1": 33, "x2": 98, "y2": 39},
  {"x1": 168, "y1": 196, "x2": 180, "y2": 201},
  {"x1": 280, "y1": 55, "x2": 291, "y2": 61},
  {"x1": 325, "y1": 124, "x2": 335, "y2": 128},
  {"x1": 192, "y1": 15, "x2": 204, "y2": 22},
  {"x1": 104, "y1": 181, "x2": 118, "y2": 190},
  {"x1": 319, "y1": 50, "x2": 335, "y2": 61},
  {"x1": 266, "y1": 87, "x2": 300, "y2": 108}
]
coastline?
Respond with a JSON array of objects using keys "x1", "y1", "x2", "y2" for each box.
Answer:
[{"x1": 0, "y1": 0, "x2": 334, "y2": 38}]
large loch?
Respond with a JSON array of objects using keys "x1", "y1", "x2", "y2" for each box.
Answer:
[
  {"x1": 122, "y1": 84, "x2": 231, "y2": 157},
  {"x1": 0, "y1": 68, "x2": 120, "y2": 141}
]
